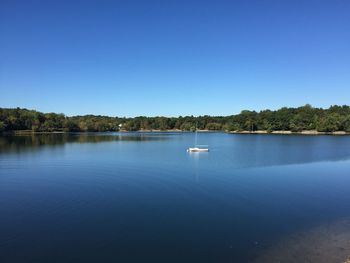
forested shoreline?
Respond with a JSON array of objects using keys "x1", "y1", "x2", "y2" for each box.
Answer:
[{"x1": 1, "y1": 105, "x2": 350, "y2": 133}]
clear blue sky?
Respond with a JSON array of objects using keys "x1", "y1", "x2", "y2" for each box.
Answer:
[{"x1": 1, "y1": 0, "x2": 349, "y2": 117}]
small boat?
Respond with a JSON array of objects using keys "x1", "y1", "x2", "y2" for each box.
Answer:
[
  {"x1": 187, "y1": 125, "x2": 209, "y2": 152},
  {"x1": 187, "y1": 146, "x2": 209, "y2": 152}
]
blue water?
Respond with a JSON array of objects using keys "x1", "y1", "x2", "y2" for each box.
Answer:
[{"x1": 1, "y1": 132, "x2": 350, "y2": 262}]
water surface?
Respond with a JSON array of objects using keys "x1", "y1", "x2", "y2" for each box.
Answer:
[{"x1": 1, "y1": 132, "x2": 350, "y2": 262}]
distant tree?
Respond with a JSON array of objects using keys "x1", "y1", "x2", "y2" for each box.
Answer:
[
  {"x1": 1, "y1": 105, "x2": 350, "y2": 133},
  {"x1": 63, "y1": 119, "x2": 80, "y2": 132},
  {"x1": 180, "y1": 122, "x2": 194, "y2": 131},
  {"x1": 341, "y1": 116, "x2": 350, "y2": 132},
  {"x1": 316, "y1": 113, "x2": 342, "y2": 132},
  {"x1": 205, "y1": 123, "x2": 222, "y2": 130},
  {"x1": 0, "y1": 121, "x2": 4, "y2": 132}
]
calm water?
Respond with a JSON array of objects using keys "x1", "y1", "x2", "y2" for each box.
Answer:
[{"x1": 1, "y1": 132, "x2": 350, "y2": 262}]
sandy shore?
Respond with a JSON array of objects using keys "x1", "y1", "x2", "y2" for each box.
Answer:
[
  {"x1": 119, "y1": 129, "x2": 213, "y2": 132},
  {"x1": 5, "y1": 129, "x2": 350, "y2": 135},
  {"x1": 229, "y1": 130, "x2": 349, "y2": 135},
  {"x1": 253, "y1": 219, "x2": 350, "y2": 263}
]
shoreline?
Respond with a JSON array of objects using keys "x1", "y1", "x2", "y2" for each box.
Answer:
[
  {"x1": 2, "y1": 129, "x2": 350, "y2": 136},
  {"x1": 228, "y1": 130, "x2": 350, "y2": 135}
]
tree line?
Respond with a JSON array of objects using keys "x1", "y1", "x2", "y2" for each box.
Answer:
[{"x1": 1, "y1": 104, "x2": 350, "y2": 133}]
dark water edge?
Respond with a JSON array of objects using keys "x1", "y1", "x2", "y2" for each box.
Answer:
[{"x1": 1, "y1": 133, "x2": 350, "y2": 262}]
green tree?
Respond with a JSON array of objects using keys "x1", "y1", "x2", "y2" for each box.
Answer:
[
  {"x1": 0, "y1": 121, "x2": 5, "y2": 132},
  {"x1": 317, "y1": 113, "x2": 342, "y2": 132}
]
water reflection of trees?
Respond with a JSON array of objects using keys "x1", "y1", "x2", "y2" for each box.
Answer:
[{"x1": 0, "y1": 133, "x2": 167, "y2": 154}]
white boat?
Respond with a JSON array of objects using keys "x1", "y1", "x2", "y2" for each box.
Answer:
[
  {"x1": 187, "y1": 146, "x2": 209, "y2": 152},
  {"x1": 187, "y1": 126, "x2": 209, "y2": 152}
]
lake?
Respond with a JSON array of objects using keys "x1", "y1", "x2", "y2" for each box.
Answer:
[{"x1": 1, "y1": 132, "x2": 350, "y2": 262}]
